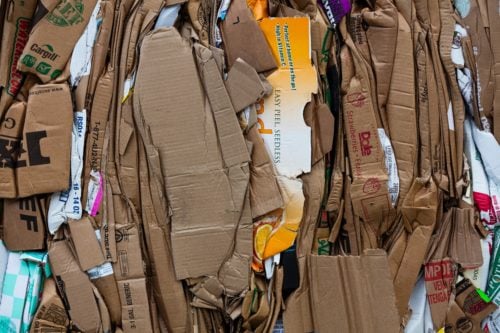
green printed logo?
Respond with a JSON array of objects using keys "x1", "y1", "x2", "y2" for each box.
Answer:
[
  {"x1": 21, "y1": 55, "x2": 36, "y2": 68},
  {"x1": 30, "y1": 44, "x2": 59, "y2": 61},
  {"x1": 46, "y1": 0, "x2": 85, "y2": 27},
  {"x1": 36, "y1": 62, "x2": 52, "y2": 75},
  {"x1": 51, "y1": 69, "x2": 62, "y2": 80}
]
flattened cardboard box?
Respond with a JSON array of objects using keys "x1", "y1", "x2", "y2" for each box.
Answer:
[
  {"x1": 3, "y1": 196, "x2": 47, "y2": 251},
  {"x1": 0, "y1": 101, "x2": 26, "y2": 197},
  {"x1": 258, "y1": 16, "x2": 318, "y2": 178},
  {"x1": 134, "y1": 28, "x2": 251, "y2": 280},
  {"x1": 117, "y1": 278, "x2": 153, "y2": 333},
  {"x1": 17, "y1": 0, "x2": 98, "y2": 82},
  {"x1": 309, "y1": 250, "x2": 400, "y2": 333},
  {"x1": 0, "y1": 0, "x2": 37, "y2": 100},
  {"x1": 340, "y1": 40, "x2": 391, "y2": 227},
  {"x1": 30, "y1": 278, "x2": 69, "y2": 333},
  {"x1": 48, "y1": 240, "x2": 101, "y2": 333},
  {"x1": 16, "y1": 83, "x2": 73, "y2": 198},
  {"x1": 68, "y1": 217, "x2": 105, "y2": 271}
]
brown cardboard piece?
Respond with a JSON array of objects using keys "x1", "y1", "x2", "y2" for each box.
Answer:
[
  {"x1": 3, "y1": 196, "x2": 47, "y2": 251},
  {"x1": 366, "y1": 1, "x2": 417, "y2": 205},
  {"x1": 48, "y1": 240, "x2": 102, "y2": 333},
  {"x1": 68, "y1": 216, "x2": 105, "y2": 271},
  {"x1": 425, "y1": 208, "x2": 457, "y2": 329},
  {"x1": 133, "y1": 28, "x2": 251, "y2": 281},
  {"x1": 17, "y1": 0, "x2": 98, "y2": 82},
  {"x1": 446, "y1": 278, "x2": 497, "y2": 333},
  {"x1": 117, "y1": 278, "x2": 153, "y2": 333},
  {"x1": 460, "y1": 0, "x2": 495, "y2": 123},
  {"x1": 0, "y1": 0, "x2": 37, "y2": 114},
  {"x1": 449, "y1": 208, "x2": 483, "y2": 269},
  {"x1": 16, "y1": 83, "x2": 73, "y2": 198},
  {"x1": 225, "y1": 58, "x2": 267, "y2": 112},
  {"x1": 388, "y1": 177, "x2": 438, "y2": 318},
  {"x1": 309, "y1": 250, "x2": 400, "y2": 333},
  {"x1": 246, "y1": 125, "x2": 284, "y2": 218},
  {"x1": 340, "y1": 26, "x2": 392, "y2": 235},
  {"x1": 112, "y1": 222, "x2": 154, "y2": 332},
  {"x1": 221, "y1": 0, "x2": 277, "y2": 73},
  {"x1": 488, "y1": 0, "x2": 500, "y2": 142},
  {"x1": 454, "y1": 278, "x2": 497, "y2": 324},
  {"x1": 283, "y1": 161, "x2": 325, "y2": 333},
  {"x1": 30, "y1": 278, "x2": 69, "y2": 333},
  {"x1": 0, "y1": 101, "x2": 26, "y2": 197},
  {"x1": 92, "y1": 274, "x2": 122, "y2": 327},
  {"x1": 439, "y1": 0, "x2": 465, "y2": 198},
  {"x1": 134, "y1": 135, "x2": 189, "y2": 332}
]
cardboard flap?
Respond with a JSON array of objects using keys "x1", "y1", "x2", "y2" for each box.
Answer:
[
  {"x1": 308, "y1": 251, "x2": 400, "y2": 332},
  {"x1": 221, "y1": 0, "x2": 277, "y2": 73},
  {"x1": 449, "y1": 208, "x2": 483, "y2": 269},
  {"x1": 226, "y1": 58, "x2": 267, "y2": 112},
  {"x1": 48, "y1": 240, "x2": 101, "y2": 333},
  {"x1": 247, "y1": 125, "x2": 284, "y2": 218},
  {"x1": 194, "y1": 43, "x2": 250, "y2": 167},
  {"x1": 68, "y1": 216, "x2": 105, "y2": 271}
]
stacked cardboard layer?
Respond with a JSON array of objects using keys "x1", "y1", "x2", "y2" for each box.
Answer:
[{"x1": 0, "y1": 0, "x2": 499, "y2": 332}]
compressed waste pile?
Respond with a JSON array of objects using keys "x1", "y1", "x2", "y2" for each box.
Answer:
[{"x1": 0, "y1": 0, "x2": 499, "y2": 332}]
